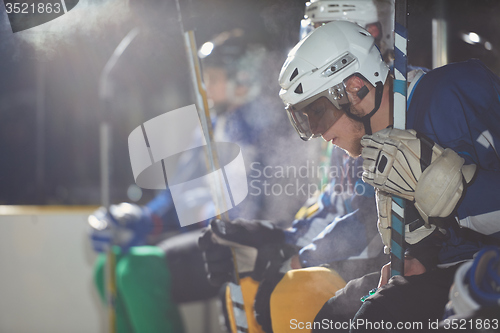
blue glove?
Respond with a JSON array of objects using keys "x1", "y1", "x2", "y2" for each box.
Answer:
[
  {"x1": 88, "y1": 203, "x2": 154, "y2": 253},
  {"x1": 444, "y1": 246, "x2": 500, "y2": 318}
]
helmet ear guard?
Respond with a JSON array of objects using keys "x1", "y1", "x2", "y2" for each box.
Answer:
[
  {"x1": 341, "y1": 79, "x2": 384, "y2": 135},
  {"x1": 356, "y1": 85, "x2": 369, "y2": 100}
]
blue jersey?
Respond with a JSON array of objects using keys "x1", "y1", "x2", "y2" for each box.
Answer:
[
  {"x1": 407, "y1": 60, "x2": 500, "y2": 262},
  {"x1": 297, "y1": 181, "x2": 381, "y2": 267}
]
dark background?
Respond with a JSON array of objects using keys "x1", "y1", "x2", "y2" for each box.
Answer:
[{"x1": 0, "y1": 0, "x2": 499, "y2": 205}]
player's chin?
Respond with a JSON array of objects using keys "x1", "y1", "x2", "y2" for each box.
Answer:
[
  {"x1": 339, "y1": 141, "x2": 362, "y2": 158},
  {"x1": 346, "y1": 149, "x2": 362, "y2": 158}
]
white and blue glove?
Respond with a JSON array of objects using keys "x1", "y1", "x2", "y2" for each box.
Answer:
[
  {"x1": 88, "y1": 203, "x2": 154, "y2": 253},
  {"x1": 361, "y1": 128, "x2": 476, "y2": 226},
  {"x1": 444, "y1": 246, "x2": 500, "y2": 318}
]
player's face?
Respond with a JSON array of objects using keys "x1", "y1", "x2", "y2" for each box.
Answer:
[
  {"x1": 365, "y1": 23, "x2": 381, "y2": 40},
  {"x1": 321, "y1": 112, "x2": 365, "y2": 157},
  {"x1": 204, "y1": 67, "x2": 228, "y2": 106}
]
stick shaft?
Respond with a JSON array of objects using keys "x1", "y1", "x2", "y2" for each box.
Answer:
[
  {"x1": 174, "y1": 3, "x2": 253, "y2": 332},
  {"x1": 99, "y1": 28, "x2": 140, "y2": 333},
  {"x1": 391, "y1": 0, "x2": 408, "y2": 277}
]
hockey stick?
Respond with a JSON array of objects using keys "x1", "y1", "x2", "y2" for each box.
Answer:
[
  {"x1": 391, "y1": 0, "x2": 408, "y2": 277},
  {"x1": 173, "y1": 2, "x2": 259, "y2": 333},
  {"x1": 98, "y1": 27, "x2": 140, "y2": 333}
]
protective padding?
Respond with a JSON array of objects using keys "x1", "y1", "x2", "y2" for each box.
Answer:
[
  {"x1": 270, "y1": 267, "x2": 346, "y2": 332},
  {"x1": 94, "y1": 246, "x2": 185, "y2": 333}
]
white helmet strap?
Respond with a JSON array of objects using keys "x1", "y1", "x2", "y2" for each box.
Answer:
[{"x1": 343, "y1": 81, "x2": 383, "y2": 135}]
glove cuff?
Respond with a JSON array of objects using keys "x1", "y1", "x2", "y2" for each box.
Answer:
[{"x1": 405, "y1": 228, "x2": 444, "y2": 271}]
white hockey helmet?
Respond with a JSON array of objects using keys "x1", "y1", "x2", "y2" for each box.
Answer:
[
  {"x1": 279, "y1": 20, "x2": 389, "y2": 140},
  {"x1": 300, "y1": 0, "x2": 379, "y2": 39}
]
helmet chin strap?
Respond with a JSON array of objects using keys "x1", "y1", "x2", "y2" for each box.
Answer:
[{"x1": 342, "y1": 81, "x2": 384, "y2": 135}]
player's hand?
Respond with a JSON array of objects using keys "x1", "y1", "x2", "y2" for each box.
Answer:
[
  {"x1": 361, "y1": 128, "x2": 476, "y2": 225},
  {"x1": 198, "y1": 227, "x2": 236, "y2": 286},
  {"x1": 200, "y1": 218, "x2": 297, "y2": 283},
  {"x1": 376, "y1": 190, "x2": 439, "y2": 254},
  {"x1": 88, "y1": 203, "x2": 153, "y2": 253},
  {"x1": 378, "y1": 257, "x2": 426, "y2": 288},
  {"x1": 375, "y1": 190, "x2": 392, "y2": 254}
]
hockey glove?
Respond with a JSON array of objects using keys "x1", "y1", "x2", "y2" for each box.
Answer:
[
  {"x1": 361, "y1": 128, "x2": 476, "y2": 226},
  {"x1": 445, "y1": 246, "x2": 500, "y2": 318},
  {"x1": 375, "y1": 190, "x2": 392, "y2": 254},
  {"x1": 209, "y1": 218, "x2": 297, "y2": 281},
  {"x1": 198, "y1": 227, "x2": 236, "y2": 286},
  {"x1": 376, "y1": 190, "x2": 442, "y2": 253},
  {"x1": 88, "y1": 203, "x2": 153, "y2": 253}
]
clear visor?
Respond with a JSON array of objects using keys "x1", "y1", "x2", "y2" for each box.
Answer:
[{"x1": 285, "y1": 87, "x2": 347, "y2": 141}]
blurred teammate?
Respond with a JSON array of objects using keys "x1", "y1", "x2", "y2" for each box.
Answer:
[{"x1": 89, "y1": 29, "x2": 285, "y2": 333}]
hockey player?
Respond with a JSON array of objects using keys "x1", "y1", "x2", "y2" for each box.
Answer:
[
  {"x1": 201, "y1": 0, "x2": 402, "y2": 332},
  {"x1": 89, "y1": 30, "x2": 280, "y2": 333},
  {"x1": 200, "y1": 2, "x2": 397, "y2": 332},
  {"x1": 281, "y1": 0, "x2": 395, "y2": 273},
  {"x1": 300, "y1": 0, "x2": 393, "y2": 63},
  {"x1": 278, "y1": 20, "x2": 500, "y2": 330}
]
